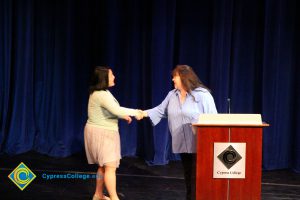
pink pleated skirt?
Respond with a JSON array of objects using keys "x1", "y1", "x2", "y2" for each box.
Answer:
[{"x1": 84, "y1": 124, "x2": 121, "y2": 168}]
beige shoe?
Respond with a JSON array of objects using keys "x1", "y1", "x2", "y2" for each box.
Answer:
[
  {"x1": 93, "y1": 195, "x2": 99, "y2": 200},
  {"x1": 93, "y1": 194, "x2": 110, "y2": 200},
  {"x1": 93, "y1": 194, "x2": 100, "y2": 200}
]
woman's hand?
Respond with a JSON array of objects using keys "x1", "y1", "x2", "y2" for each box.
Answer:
[
  {"x1": 135, "y1": 110, "x2": 146, "y2": 120},
  {"x1": 123, "y1": 116, "x2": 132, "y2": 124}
]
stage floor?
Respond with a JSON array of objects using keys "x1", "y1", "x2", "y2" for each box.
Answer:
[{"x1": 0, "y1": 151, "x2": 300, "y2": 199}]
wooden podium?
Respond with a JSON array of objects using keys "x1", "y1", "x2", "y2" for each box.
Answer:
[{"x1": 193, "y1": 114, "x2": 269, "y2": 200}]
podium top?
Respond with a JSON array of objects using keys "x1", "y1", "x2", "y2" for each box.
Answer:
[{"x1": 193, "y1": 114, "x2": 269, "y2": 127}]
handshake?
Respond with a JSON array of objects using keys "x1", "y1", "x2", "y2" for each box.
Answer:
[
  {"x1": 135, "y1": 110, "x2": 147, "y2": 120},
  {"x1": 122, "y1": 110, "x2": 147, "y2": 124}
]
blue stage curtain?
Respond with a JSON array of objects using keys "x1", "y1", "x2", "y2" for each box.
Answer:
[{"x1": 0, "y1": 0, "x2": 299, "y2": 171}]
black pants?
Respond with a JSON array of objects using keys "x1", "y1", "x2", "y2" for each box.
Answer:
[{"x1": 180, "y1": 153, "x2": 196, "y2": 200}]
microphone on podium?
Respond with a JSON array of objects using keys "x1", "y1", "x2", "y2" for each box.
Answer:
[{"x1": 227, "y1": 98, "x2": 231, "y2": 114}]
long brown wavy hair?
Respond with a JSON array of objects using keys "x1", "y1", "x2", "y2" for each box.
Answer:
[{"x1": 172, "y1": 65, "x2": 210, "y2": 93}]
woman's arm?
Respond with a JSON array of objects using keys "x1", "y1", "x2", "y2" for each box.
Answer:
[
  {"x1": 97, "y1": 91, "x2": 139, "y2": 118},
  {"x1": 144, "y1": 90, "x2": 175, "y2": 126},
  {"x1": 199, "y1": 92, "x2": 218, "y2": 114}
]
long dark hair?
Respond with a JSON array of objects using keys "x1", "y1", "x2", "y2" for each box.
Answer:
[
  {"x1": 89, "y1": 66, "x2": 110, "y2": 94},
  {"x1": 172, "y1": 65, "x2": 210, "y2": 92}
]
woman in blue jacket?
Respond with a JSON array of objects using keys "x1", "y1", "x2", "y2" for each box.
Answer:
[{"x1": 143, "y1": 65, "x2": 217, "y2": 200}]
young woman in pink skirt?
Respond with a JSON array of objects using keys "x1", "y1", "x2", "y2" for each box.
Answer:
[{"x1": 84, "y1": 66, "x2": 143, "y2": 200}]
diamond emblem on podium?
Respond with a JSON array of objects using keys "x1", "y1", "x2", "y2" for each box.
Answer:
[{"x1": 217, "y1": 145, "x2": 242, "y2": 169}]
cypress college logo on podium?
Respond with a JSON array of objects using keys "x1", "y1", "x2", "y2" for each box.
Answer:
[
  {"x1": 8, "y1": 162, "x2": 36, "y2": 190},
  {"x1": 213, "y1": 143, "x2": 246, "y2": 179}
]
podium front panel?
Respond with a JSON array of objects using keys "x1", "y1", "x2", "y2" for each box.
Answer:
[{"x1": 196, "y1": 127, "x2": 263, "y2": 200}]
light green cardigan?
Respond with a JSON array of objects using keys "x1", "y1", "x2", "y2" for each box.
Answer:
[{"x1": 86, "y1": 90, "x2": 138, "y2": 131}]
